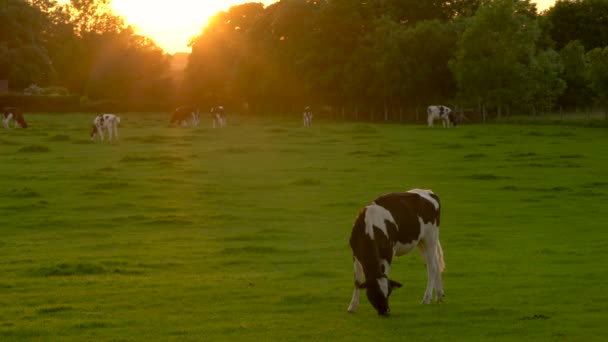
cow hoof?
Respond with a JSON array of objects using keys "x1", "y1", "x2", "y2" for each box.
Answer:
[
  {"x1": 378, "y1": 310, "x2": 391, "y2": 317},
  {"x1": 437, "y1": 294, "x2": 445, "y2": 303}
]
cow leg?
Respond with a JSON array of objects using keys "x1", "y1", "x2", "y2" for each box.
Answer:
[
  {"x1": 3, "y1": 114, "x2": 12, "y2": 129},
  {"x1": 347, "y1": 257, "x2": 365, "y2": 312},
  {"x1": 434, "y1": 240, "x2": 445, "y2": 303},
  {"x1": 427, "y1": 115, "x2": 434, "y2": 127},
  {"x1": 98, "y1": 127, "x2": 104, "y2": 141},
  {"x1": 113, "y1": 124, "x2": 119, "y2": 141},
  {"x1": 419, "y1": 238, "x2": 439, "y2": 304}
]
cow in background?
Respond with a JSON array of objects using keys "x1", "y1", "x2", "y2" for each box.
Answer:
[
  {"x1": 3, "y1": 107, "x2": 28, "y2": 129},
  {"x1": 211, "y1": 105, "x2": 226, "y2": 128},
  {"x1": 348, "y1": 189, "x2": 445, "y2": 316},
  {"x1": 427, "y1": 105, "x2": 457, "y2": 127},
  {"x1": 91, "y1": 113, "x2": 121, "y2": 141},
  {"x1": 171, "y1": 106, "x2": 200, "y2": 127},
  {"x1": 303, "y1": 106, "x2": 313, "y2": 127}
]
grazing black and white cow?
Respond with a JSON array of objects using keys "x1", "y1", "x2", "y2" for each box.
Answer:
[
  {"x1": 3, "y1": 107, "x2": 28, "y2": 129},
  {"x1": 303, "y1": 106, "x2": 313, "y2": 127},
  {"x1": 171, "y1": 105, "x2": 200, "y2": 127},
  {"x1": 210, "y1": 105, "x2": 226, "y2": 128},
  {"x1": 91, "y1": 113, "x2": 120, "y2": 141},
  {"x1": 427, "y1": 105, "x2": 457, "y2": 128},
  {"x1": 348, "y1": 189, "x2": 445, "y2": 316}
]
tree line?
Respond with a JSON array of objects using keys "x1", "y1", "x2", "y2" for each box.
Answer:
[{"x1": 3, "y1": 0, "x2": 608, "y2": 120}]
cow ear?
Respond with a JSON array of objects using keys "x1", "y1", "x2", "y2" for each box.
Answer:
[
  {"x1": 356, "y1": 281, "x2": 367, "y2": 289},
  {"x1": 389, "y1": 280, "x2": 402, "y2": 289}
]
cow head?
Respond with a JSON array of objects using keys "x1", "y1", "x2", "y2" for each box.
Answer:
[
  {"x1": 358, "y1": 277, "x2": 402, "y2": 315},
  {"x1": 90, "y1": 124, "x2": 98, "y2": 139}
]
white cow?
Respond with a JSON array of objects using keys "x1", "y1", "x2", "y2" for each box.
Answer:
[
  {"x1": 91, "y1": 113, "x2": 120, "y2": 141},
  {"x1": 348, "y1": 189, "x2": 445, "y2": 315},
  {"x1": 211, "y1": 105, "x2": 226, "y2": 128},
  {"x1": 427, "y1": 105, "x2": 456, "y2": 127},
  {"x1": 303, "y1": 106, "x2": 313, "y2": 127}
]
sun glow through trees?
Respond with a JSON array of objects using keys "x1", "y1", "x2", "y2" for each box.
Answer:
[{"x1": 109, "y1": 0, "x2": 276, "y2": 54}]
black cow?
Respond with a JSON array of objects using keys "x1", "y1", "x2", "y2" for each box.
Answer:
[
  {"x1": 347, "y1": 189, "x2": 445, "y2": 315},
  {"x1": 3, "y1": 107, "x2": 28, "y2": 129},
  {"x1": 171, "y1": 106, "x2": 200, "y2": 127}
]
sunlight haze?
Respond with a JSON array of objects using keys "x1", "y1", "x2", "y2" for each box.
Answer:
[
  {"x1": 110, "y1": 0, "x2": 277, "y2": 54},
  {"x1": 112, "y1": 0, "x2": 556, "y2": 54},
  {"x1": 58, "y1": 0, "x2": 556, "y2": 54}
]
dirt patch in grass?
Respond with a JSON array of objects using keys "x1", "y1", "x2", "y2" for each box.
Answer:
[
  {"x1": 120, "y1": 155, "x2": 184, "y2": 164},
  {"x1": 2, "y1": 187, "x2": 41, "y2": 198},
  {"x1": 48, "y1": 135, "x2": 70, "y2": 142},
  {"x1": 466, "y1": 173, "x2": 510, "y2": 180},
  {"x1": 464, "y1": 153, "x2": 487, "y2": 159},
  {"x1": 30, "y1": 263, "x2": 107, "y2": 277},
  {"x1": 0, "y1": 137, "x2": 19, "y2": 145},
  {"x1": 37, "y1": 306, "x2": 73, "y2": 315},
  {"x1": 146, "y1": 215, "x2": 194, "y2": 226},
  {"x1": 30, "y1": 262, "x2": 144, "y2": 277},
  {"x1": 220, "y1": 246, "x2": 281, "y2": 255},
  {"x1": 18, "y1": 145, "x2": 50, "y2": 153}
]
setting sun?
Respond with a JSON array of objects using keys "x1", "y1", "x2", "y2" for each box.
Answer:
[{"x1": 110, "y1": 0, "x2": 277, "y2": 54}]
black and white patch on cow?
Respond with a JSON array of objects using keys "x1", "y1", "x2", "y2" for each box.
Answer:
[
  {"x1": 348, "y1": 189, "x2": 445, "y2": 316},
  {"x1": 427, "y1": 105, "x2": 456, "y2": 128},
  {"x1": 210, "y1": 105, "x2": 226, "y2": 128},
  {"x1": 171, "y1": 106, "x2": 200, "y2": 127},
  {"x1": 303, "y1": 106, "x2": 313, "y2": 127},
  {"x1": 3, "y1": 107, "x2": 28, "y2": 129},
  {"x1": 91, "y1": 113, "x2": 120, "y2": 141}
]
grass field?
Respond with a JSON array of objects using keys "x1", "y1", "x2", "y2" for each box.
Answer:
[{"x1": 1, "y1": 112, "x2": 607, "y2": 341}]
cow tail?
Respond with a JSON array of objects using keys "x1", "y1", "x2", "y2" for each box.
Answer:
[{"x1": 436, "y1": 240, "x2": 445, "y2": 273}]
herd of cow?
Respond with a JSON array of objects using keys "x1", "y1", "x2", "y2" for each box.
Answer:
[
  {"x1": 3, "y1": 104, "x2": 458, "y2": 135},
  {"x1": 3, "y1": 104, "x2": 452, "y2": 316}
]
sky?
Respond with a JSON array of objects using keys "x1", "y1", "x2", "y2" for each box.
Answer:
[
  {"x1": 110, "y1": 0, "x2": 278, "y2": 54},
  {"x1": 59, "y1": 0, "x2": 556, "y2": 54}
]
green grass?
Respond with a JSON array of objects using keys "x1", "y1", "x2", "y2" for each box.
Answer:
[{"x1": 0, "y1": 112, "x2": 607, "y2": 341}]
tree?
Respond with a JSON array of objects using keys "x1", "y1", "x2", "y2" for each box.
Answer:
[
  {"x1": 558, "y1": 40, "x2": 593, "y2": 108},
  {"x1": 0, "y1": 0, "x2": 56, "y2": 90},
  {"x1": 399, "y1": 20, "x2": 458, "y2": 107},
  {"x1": 450, "y1": 0, "x2": 542, "y2": 114},
  {"x1": 517, "y1": 49, "x2": 566, "y2": 111},
  {"x1": 545, "y1": 0, "x2": 608, "y2": 51},
  {"x1": 586, "y1": 46, "x2": 608, "y2": 116},
  {"x1": 185, "y1": 3, "x2": 265, "y2": 106}
]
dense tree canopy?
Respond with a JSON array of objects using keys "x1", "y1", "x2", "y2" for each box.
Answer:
[
  {"x1": 1, "y1": 0, "x2": 173, "y2": 110},
  {"x1": 2, "y1": 0, "x2": 608, "y2": 118}
]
